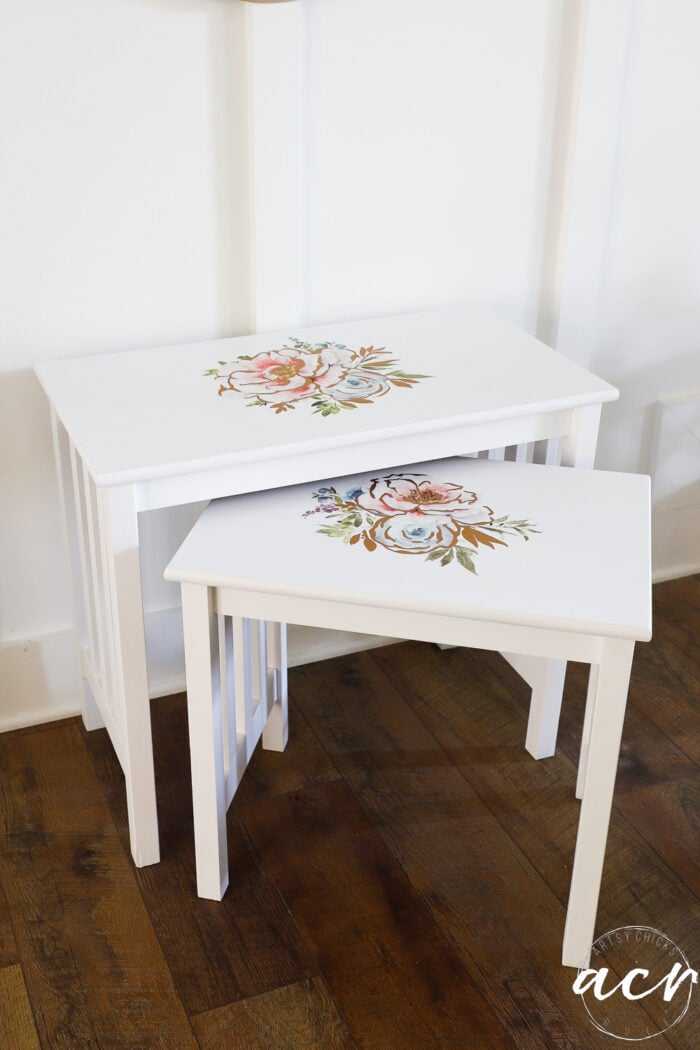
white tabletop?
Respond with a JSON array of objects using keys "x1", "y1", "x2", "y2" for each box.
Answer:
[
  {"x1": 35, "y1": 305, "x2": 617, "y2": 487},
  {"x1": 166, "y1": 458, "x2": 651, "y2": 642}
]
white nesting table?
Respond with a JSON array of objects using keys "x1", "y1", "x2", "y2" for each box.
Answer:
[
  {"x1": 165, "y1": 457, "x2": 652, "y2": 967},
  {"x1": 35, "y1": 304, "x2": 618, "y2": 867}
]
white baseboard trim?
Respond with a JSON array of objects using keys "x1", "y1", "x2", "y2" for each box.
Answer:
[
  {"x1": 652, "y1": 504, "x2": 700, "y2": 584},
  {"x1": 0, "y1": 608, "x2": 396, "y2": 732},
  {"x1": 0, "y1": 628, "x2": 83, "y2": 732}
]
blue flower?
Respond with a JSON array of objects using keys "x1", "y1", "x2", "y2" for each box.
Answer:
[
  {"x1": 345, "y1": 487, "x2": 365, "y2": 501},
  {"x1": 406, "y1": 525, "x2": 429, "y2": 538}
]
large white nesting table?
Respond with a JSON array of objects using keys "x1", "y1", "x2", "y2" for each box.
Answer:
[{"x1": 35, "y1": 304, "x2": 618, "y2": 867}]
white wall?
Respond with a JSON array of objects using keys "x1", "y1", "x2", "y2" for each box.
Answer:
[
  {"x1": 557, "y1": 0, "x2": 700, "y2": 576},
  {"x1": 0, "y1": 0, "x2": 253, "y2": 724},
  {"x1": 2, "y1": 0, "x2": 699, "y2": 729},
  {"x1": 301, "y1": 0, "x2": 556, "y2": 331}
]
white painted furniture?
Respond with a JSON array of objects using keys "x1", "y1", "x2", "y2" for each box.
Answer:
[
  {"x1": 35, "y1": 304, "x2": 617, "y2": 868},
  {"x1": 165, "y1": 457, "x2": 651, "y2": 968}
]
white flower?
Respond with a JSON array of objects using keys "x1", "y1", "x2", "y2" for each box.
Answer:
[
  {"x1": 329, "y1": 369, "x2": 390, "y2": 402},
  {"x1": 370, "y1": 512, "x2": 459, "y2": 554}
]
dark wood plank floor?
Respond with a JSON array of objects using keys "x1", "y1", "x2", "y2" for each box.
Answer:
[{"x1": 0, "y1": 575, "x2": 698, "y2": 1048}]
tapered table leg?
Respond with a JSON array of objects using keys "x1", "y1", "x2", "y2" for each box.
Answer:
[
  {"x1": 562, "y1": 637, "x2": 635, "y2": 967},
  {"x1": 181, "y1": 582, "x2": 229, "y2": 900},
  {"x1": 102, "y1": 484, "x2": 160, "y2": 867}
]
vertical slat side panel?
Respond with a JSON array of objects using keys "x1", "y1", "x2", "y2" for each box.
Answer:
[
  {"x1": 224, "y1": 615, "x2": 237, "y2": 785},
  {"x1": 50, "y1": 413, "x2": 87, "y2": 653},
  {"x1": 543, "y1": 436, "x2": 562, "y2": 466},
  {"x1": 249, "y1": 618, "x2": 262, "y2": 703},
  {"x1": 233, "y1": 617, "x2": 253, "y2": 755},
  {"x1": 82, "y1": 461, "x2": 107, "y2": 699},
  {"x1": 262, "y1": 621, "x2": 289, "y2": 753},
  {"x1": 258, "y1": 619, "x2": 268, "y2": 715},
  {"x1": 69, "y1": 445, "x2": 97, "y2": 673},
  {"x1": 95, "y1": 478, "x2": 121, "y2": 730},
  {"x1": 50, "y1": 413, "x2": 105, "y2": 731},
  {"x1": 218, "y1": 615, "x2": 231, "y2": 777}
]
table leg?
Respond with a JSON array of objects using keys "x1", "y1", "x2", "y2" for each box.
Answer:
[
  {"x1": 101, "y1": 484, "x2": 160, "y2": 867},
  {"x1": 560, "y1": 403, "x2": 602, "y2": 469},
  {"x1": 523, "y1": 403, "x2": 604, "y2": 760},
  {"x1": 575, "y1": 664, "x2": 599, "y2": 800},
  {"x1": 524, "y1": 658, "x2": 567, "y2": 758},
  {"x1": 562, "y1": 637, "x2": 634, "y2": 968},
  {"x1": 181, "y1": 582, "x2": 229, "y2": 900}
]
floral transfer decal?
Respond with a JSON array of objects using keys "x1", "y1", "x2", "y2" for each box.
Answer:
[
  {"x1": 204, "y1": 339, "x2": 430, "y2": 416},
  {"x1": 303, "y1": 473, "x2": 540, "y2": 573}
]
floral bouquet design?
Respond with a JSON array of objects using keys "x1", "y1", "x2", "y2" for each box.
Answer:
[
  {"x1": 204, "y1": 338, "x2": 430, "y2": 416},
  {"x1": 303, "y1": 472, "x2": 540, "y2": 573}
]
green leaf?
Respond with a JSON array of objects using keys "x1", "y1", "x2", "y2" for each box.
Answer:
[
  {"x1": 425, "y1": 548, "x2": 446, "y2": 562},
  {"x1": 440, "y1": 550, "x2": 454, "y2": 566},
  {"x1": 388, "y1": 370, "x2": 430, "y2": 380},
  {"x1": 455, "y1": 547, "x2": 478, "y2": 574},
  {"x1": 338, "y1": 513, "x2": 363, "y2": 528},
  {"x1": 317, "y1": 526, "x2": 349, "y2": 539}
]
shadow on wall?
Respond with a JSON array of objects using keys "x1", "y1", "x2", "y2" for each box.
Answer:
[
  {"x1": 593, "y1": 345, "x2": 700, "y2": 479},
  {"x1": 0, "y1": 370, "x2": 71, "y2": 640}
]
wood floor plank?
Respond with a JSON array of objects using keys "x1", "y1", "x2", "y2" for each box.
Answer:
[
  {"x1": 484, "y1": 649, "x2": 696, "y2": 798},
  {"x1": 624, "y1": 575, "x2": 700, "y2": 765},
  {"x1": 2, "y1": 576, "x2": 695, "y2": 1048},
  {"x1": 240, "y1": 779, "x2": 516, "y2": 1050},
  {"x1": 617, "y1": 773, "x2": 700, "y2": 898},
  {"x1": 191, "y1": 978, "x2": 358, "y2": 1050},
  {"x1": 0, "y1": 965, "x2": 41, "y2": 1050},
  {"x1": 235, "y1": 696, "x2": 340, "y2": 806},
  {"x1": 0, "y1": 722, "x2": 197, "y2": 1049},
  {"x1": 295, "y1": 649, "x2": 686, "y2": 1049},
  {"x1": 369, "y1": 642, "x2": 699, "y2": 1050},
  {"x1": 85, "y1": 694, "x2": 318, "y2": 1017},
  {"x1": 0, "y1": 877, "x2": 18, "y2": 968}
]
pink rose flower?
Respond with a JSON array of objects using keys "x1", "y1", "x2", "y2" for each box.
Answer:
[
  {"x1": 356, "y1": 473, "x2": 493, "y2": 523},
  {"x1": 226, "y1": 349, "x2": 346, "y2": 405}
]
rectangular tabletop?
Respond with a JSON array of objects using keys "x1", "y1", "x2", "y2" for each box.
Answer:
[
  {"x1": 166, "y1": 458, "x2": 652, "y2": 643},
  {"x1": 35, "y1": 304, "x2": 617, "y2": 488}
]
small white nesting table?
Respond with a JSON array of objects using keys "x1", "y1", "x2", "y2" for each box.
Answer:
[
  {"x1": 164, "y1": 457, "x2": 652, "y2": 967},
  {"x1": 35, "y1": 304, "x2": 618, "y2": 867}
]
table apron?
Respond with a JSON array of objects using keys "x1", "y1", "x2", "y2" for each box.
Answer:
[
  {"x1": 214, "y1": 588, "x2": 609, "y2": 665},
  {"x1": 132, "y1": 407, "x2": 577, "y2": 512}
]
